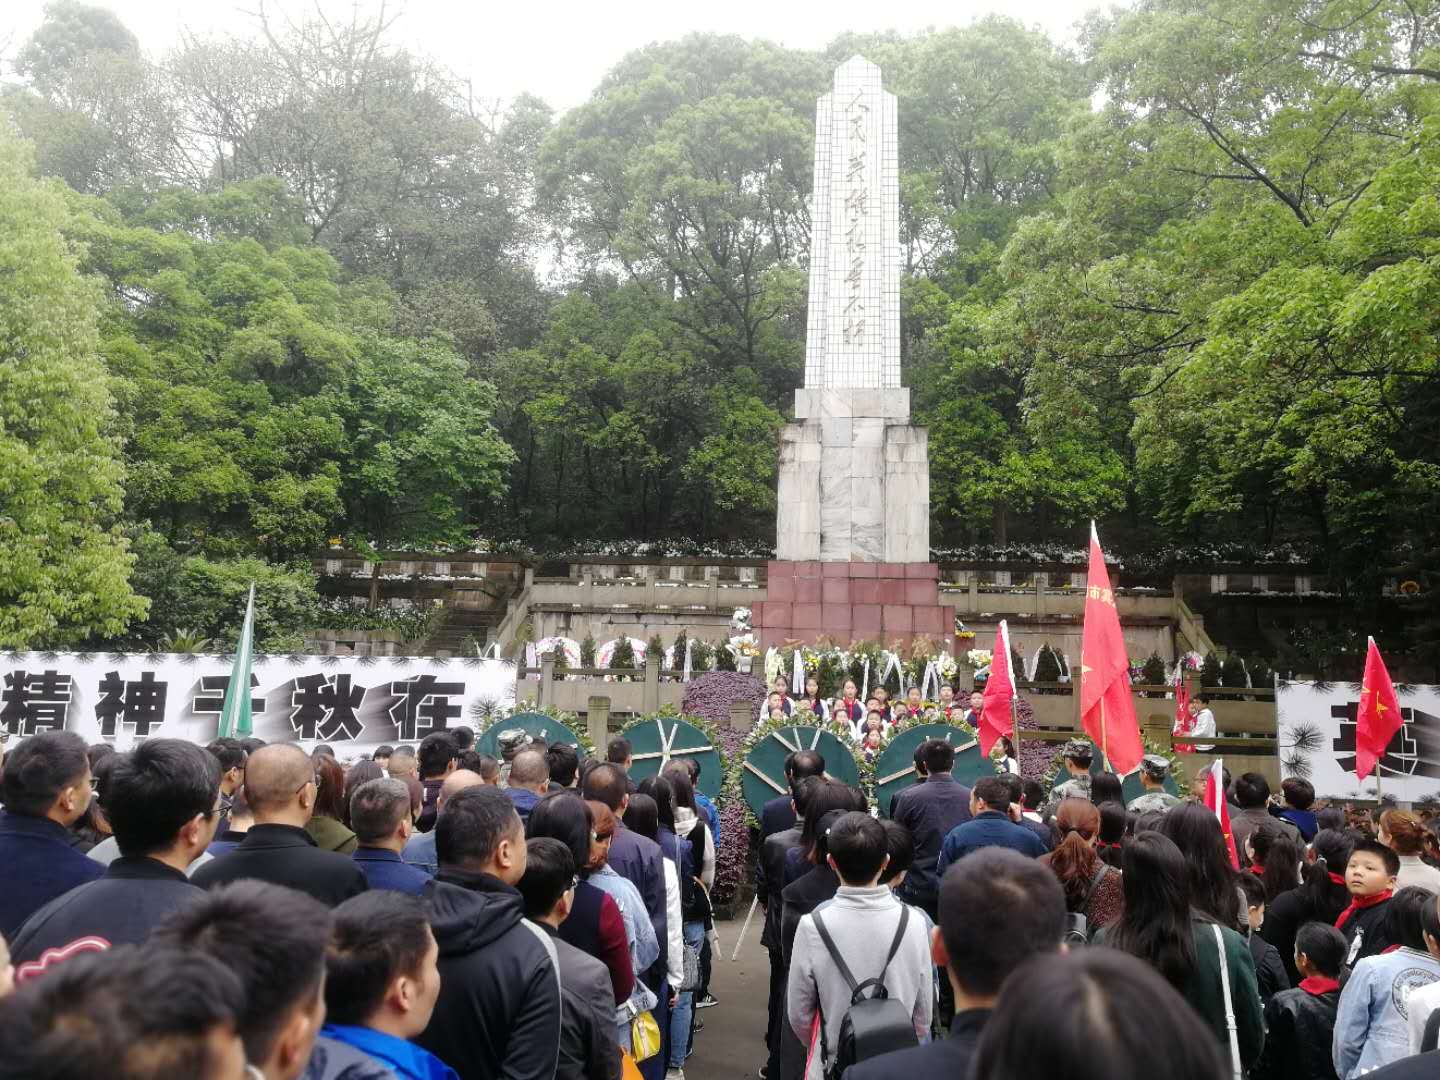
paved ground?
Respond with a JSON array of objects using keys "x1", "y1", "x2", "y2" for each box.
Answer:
[{"x1": 685, "y1": 907, "x2": 769, "y2": 1080}]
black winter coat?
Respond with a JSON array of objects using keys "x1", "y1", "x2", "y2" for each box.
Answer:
[
  {"x1": 416, "y1": 869, "x2": 561, "y2": 1080},
  {"x1": 1248, "y1": 930, "x2": 1291, "y2": 1005},
  {"x1": 9, "y1": 858, "x2": 201, "y2": 971},
  {"x1": 1254, "y1": 985, "x2": 1339, "y2": 1080},
  {"x1": 190, "y1": 823, "x2": 367, "y2": 906}
]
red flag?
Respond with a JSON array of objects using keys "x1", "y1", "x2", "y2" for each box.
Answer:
[
  {"x1": 1173, "y1": 665, "x2": 1194, "y2": 753},
  {"x1": 1204, "y1": 758, "x2": 1240, "y2": 869},
  {"x1": 1356, "y1": 637, "x2": 1402, "y2": 781},
  {"x1": 1079, "y1": 523, "x2": 1143, "y2": 775},
  {"x1": 978, "y1": 620, "x2": 1016, "y2": 756}
]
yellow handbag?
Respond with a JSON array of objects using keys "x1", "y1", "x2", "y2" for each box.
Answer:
[{"x1": 630, "y1": 1009, "x2": 662, "y2": 1062}]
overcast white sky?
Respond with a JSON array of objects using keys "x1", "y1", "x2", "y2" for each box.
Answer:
[{"x1": 4, "y1": 0, "x2": 1101, "y2": 111}]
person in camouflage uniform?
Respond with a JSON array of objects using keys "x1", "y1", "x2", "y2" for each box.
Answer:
[
  {"x1": 1127, "y1": 755, "x2": 1183, "y2": 814},
  {"x1": 1043, "y1": 740, "x2": 1093, "y2": 818}
]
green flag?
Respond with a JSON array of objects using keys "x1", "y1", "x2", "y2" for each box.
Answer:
[{"x1": 218, "y1": 584, "x2": 256, "y2": 738}]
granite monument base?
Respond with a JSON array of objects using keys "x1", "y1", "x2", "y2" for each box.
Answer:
[
  {"x1": 751, "y1": 560, "x2": 944, "y2": 650},
  {"x1": 774, "y1": 389, "x2": 930, "y2": 564}
]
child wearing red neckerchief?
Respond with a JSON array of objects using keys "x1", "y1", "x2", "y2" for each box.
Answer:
[
  {"x1": 1253, "y1": 922, "x2": 1347, "y2": 1080},
  {"x1": 1336, "y1": 839, "x2": 1399, "y2": 964}
]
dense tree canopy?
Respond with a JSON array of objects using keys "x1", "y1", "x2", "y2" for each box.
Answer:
[{"x1": 2, "y1": 0, "x2": 1439, "y2": 650}]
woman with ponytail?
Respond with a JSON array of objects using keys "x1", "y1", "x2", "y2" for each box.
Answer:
[
  {"x1": 1039, "y1": 798, "x2": 1124, "y2": 932},
  {"x1": 1095, "y1": 802, "x2": 1127, "y2": 869},
  {"x1": 1261, "y1": 828, "x2": 1355, "y2": 986}
]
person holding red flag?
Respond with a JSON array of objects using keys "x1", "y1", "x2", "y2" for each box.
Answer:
[
  {"x1": 976, "y1": 621, "x2": 1016, "y2": 759},
  {"x1": 1355, "y1": 637, "x2": 1403, "y2": 788},
  {"x1": 1079, "y1": 523, "x2": 1144, "y2": 776}
]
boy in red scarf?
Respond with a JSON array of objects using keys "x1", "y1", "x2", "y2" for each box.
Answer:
[
  {"x1": 1337, "y1": 839, "x2": 1400, "y2": 964},
  {"x1": 1254, "y1": 921, "x2": 1347, "y2": 1080}
]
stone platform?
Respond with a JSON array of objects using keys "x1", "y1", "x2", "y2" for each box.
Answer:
[{"x1": 750, "y1": 560, "x2": 945, "y2": 648}]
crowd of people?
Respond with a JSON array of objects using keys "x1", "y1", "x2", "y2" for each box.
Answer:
[
  {"x1": 756, "y1": 738, "x2": 1440, "y2": 1080},
  {"x1": 5, "y1": 721, "x2": 1440, "y2": 1079},
  {"x1": 0, "y1": 726, "x2": 719, "y2": 1080}
]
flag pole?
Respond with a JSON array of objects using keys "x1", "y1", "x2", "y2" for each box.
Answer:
[{"x1": 1099, "y1": 696, "x2": 1112, "y2": 773}]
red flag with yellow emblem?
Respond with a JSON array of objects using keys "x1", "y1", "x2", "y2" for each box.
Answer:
[
  {"x1": 1356, "y1": 637, "x2": 1402, "y2": 782},
  {"x1": 1079, "y1": 523, "x2": 1143, "y2": 775}
]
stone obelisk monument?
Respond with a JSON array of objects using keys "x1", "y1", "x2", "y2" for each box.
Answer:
[
  {"x1": 777, "y1": 56, "x2": 929, "y2": 563},
  {"x1": 758, "y1": 58, "x2": 942, "y2": 648}
]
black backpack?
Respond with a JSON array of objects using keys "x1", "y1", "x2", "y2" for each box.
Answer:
[
  {"x1": 812, "y1": 905, "x2": 918, "y2": 1079},
  {"x1": 1062, "y1": 863, "x2": 1110, "y2": 946}
]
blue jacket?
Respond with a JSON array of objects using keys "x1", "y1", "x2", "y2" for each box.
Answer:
[
  {"x1": 891, "y1": 774, "x2": 972, "y2": 912},
  {"x1": 310, "y1": 1023, "x2": 458, "y2": 1080},
  {"x1": 402, "y1": 830, "x2": 437, "y2": 876},
  {"x1": 1276, "y1": 807, "x2": 1319, "y2": 843},
  {"x1": 761, "y1": 795, "x2": 796, "y2": 839},
  {"x1": 506, "y1": 787, "x2": 542, "y2": 824},
  {"x1": 695, "y1": 792, "x2": 721, "y2": 845},
  {"x1": 1333, "y1": 947, "x2": 1440, "y2": 1078},
  {"x1": 353, "y1": 847, "x2": 431, "y2": 896},
  {"x1": 0, "y1": 811, "x2": 105, "y2": 940},
  {"x1": 937, "y1": 811, "x2": 1045, "y2": 874}
]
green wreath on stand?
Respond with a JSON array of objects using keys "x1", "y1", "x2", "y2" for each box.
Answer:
[
  {"x1": 735, "y1": 713, "x2": 864, "y2": 826},
  {"x1": 475, "y1": 704, "x2": 595, "y2": 760},
  {"x1": 620, "y1": 707, "x2": 724, "y2": 801}
]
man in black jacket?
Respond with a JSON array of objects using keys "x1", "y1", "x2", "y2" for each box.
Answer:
[
  {"x1": 517, "y1": 837, "x2": 622, "y2": 1080},
  {"x1": 10, "y1": 739, "x2": 220, "y2": 976},
  {"x1": 756, "y1": 775, "x2": 818, "y2": 1080},
  {"x1": 1254, "y1": 921, "x2": 1346, "y2": 1080},
  {"x1": 846, "y1": 848, "x2": 1067, "y2": 1080},
  {"x1": 415, "y1": 731, "x2": 458, "y2": 833},
  {"x1": 760, "y1": 750, "x2": 825, "y2": 839},
  {"x1": 417, "y1": 785, "x2": 561, "y2": 1080},
  {"x1": 191, "y1": 743, "x2": 367, "y2": 905},
  {"x1": 892, "y1": 739, "x2": 973, "y2": 921}
]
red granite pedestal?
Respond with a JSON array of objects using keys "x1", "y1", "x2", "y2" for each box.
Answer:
[{"x1": 751, "y1": 560, "x2": 944, "y2": 649}]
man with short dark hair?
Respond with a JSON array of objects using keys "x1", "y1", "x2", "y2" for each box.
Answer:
[
  {"x1": 507, "y1": 749, "x2": 550, "y2": 823},
  {"x1": 999, "y1": 773, "x2": 1052, "y2": 853},
  {"x1": 415, "y1": 732, "x2": 459, "y2": 833},
  {"x1": 846, "y1": 848, "x2": 1067, "y2": 1079},
  {"x1": 0, "y1": 730, "x2": 103, "y2": 937},
  {"x1": 309, "y1": 891, "x2": 456, "y2": 1080},
  {"x1": 1231, "y1": 771, "x2": 1300, "y2": 862},
  {"x1": 0, "y1": 945, "x2": 248, "y2": 1080},
  {"x1": 518, "y1": 837, "x2": 622, "y2": 1080},
  {"x1": 582, "y1": 763, "x2": 667, "y2": 993},
  {"x1": 937, "y1": 776, "x2": 1045, "y2": 871},
  {"x1": 1275, "y1": 777, "x2": 1318, "y2": 842},
  {"x1": 153, "y1": 880, "x2": 332, "y2": 1080},
  {"x1": 205, "y1": 737, "x2": 247, "y2": 831},
  {"x1": 758, "y1": 774, "x2": 819, "y2": 1080},
  {"x1": 191, "y1": 743, "x2": 367, "y2": 905},
  {"x1": 402, "y1": 769, "x2": 484, "y2": 878},
  {"x1": 892, "y1": 739, "x2": 972, "y2": 921},
  {"x1": 547, "y1": 743, "x2": 580, "y2": 789},
  {"x1": 606, "y1": 737, "x2": 633, "y2": 770},
  {"x1": 762, "y1": 750, "x2": 825, "y2": 838},
  {"x1": 419, "y1": 786, "x2": 561, "y2": 1080},
  {"x1": 349, "y1": 778, "x2": 430, "y2": 896},
  {"x1": 10, "y1": 739, "x2": 221, "y2": 974},
  {"x1": 788, "y1": 812, "x2": 932, "y2": 1078}
]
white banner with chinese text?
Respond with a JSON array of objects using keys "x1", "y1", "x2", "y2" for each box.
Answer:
[{"x1": 0, "y1": 653, "x2": 516, "y2": 759}]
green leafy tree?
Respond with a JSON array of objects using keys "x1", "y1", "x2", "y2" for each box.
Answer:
[{"x1": 0, "y1": 125, "x2": 146, "y2": 648}]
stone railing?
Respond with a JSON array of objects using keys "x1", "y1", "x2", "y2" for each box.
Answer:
[{"x1": 303, "y1": 628, "x2": 422, "y2": 657}]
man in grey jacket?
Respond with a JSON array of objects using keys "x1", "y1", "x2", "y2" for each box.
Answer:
[
  {"x1": 787, "y1": 812, "x2": 933, "y2": 1080},
  {"x1": 518, "y1": 837, "x2": 623, "y2": 1080}
]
